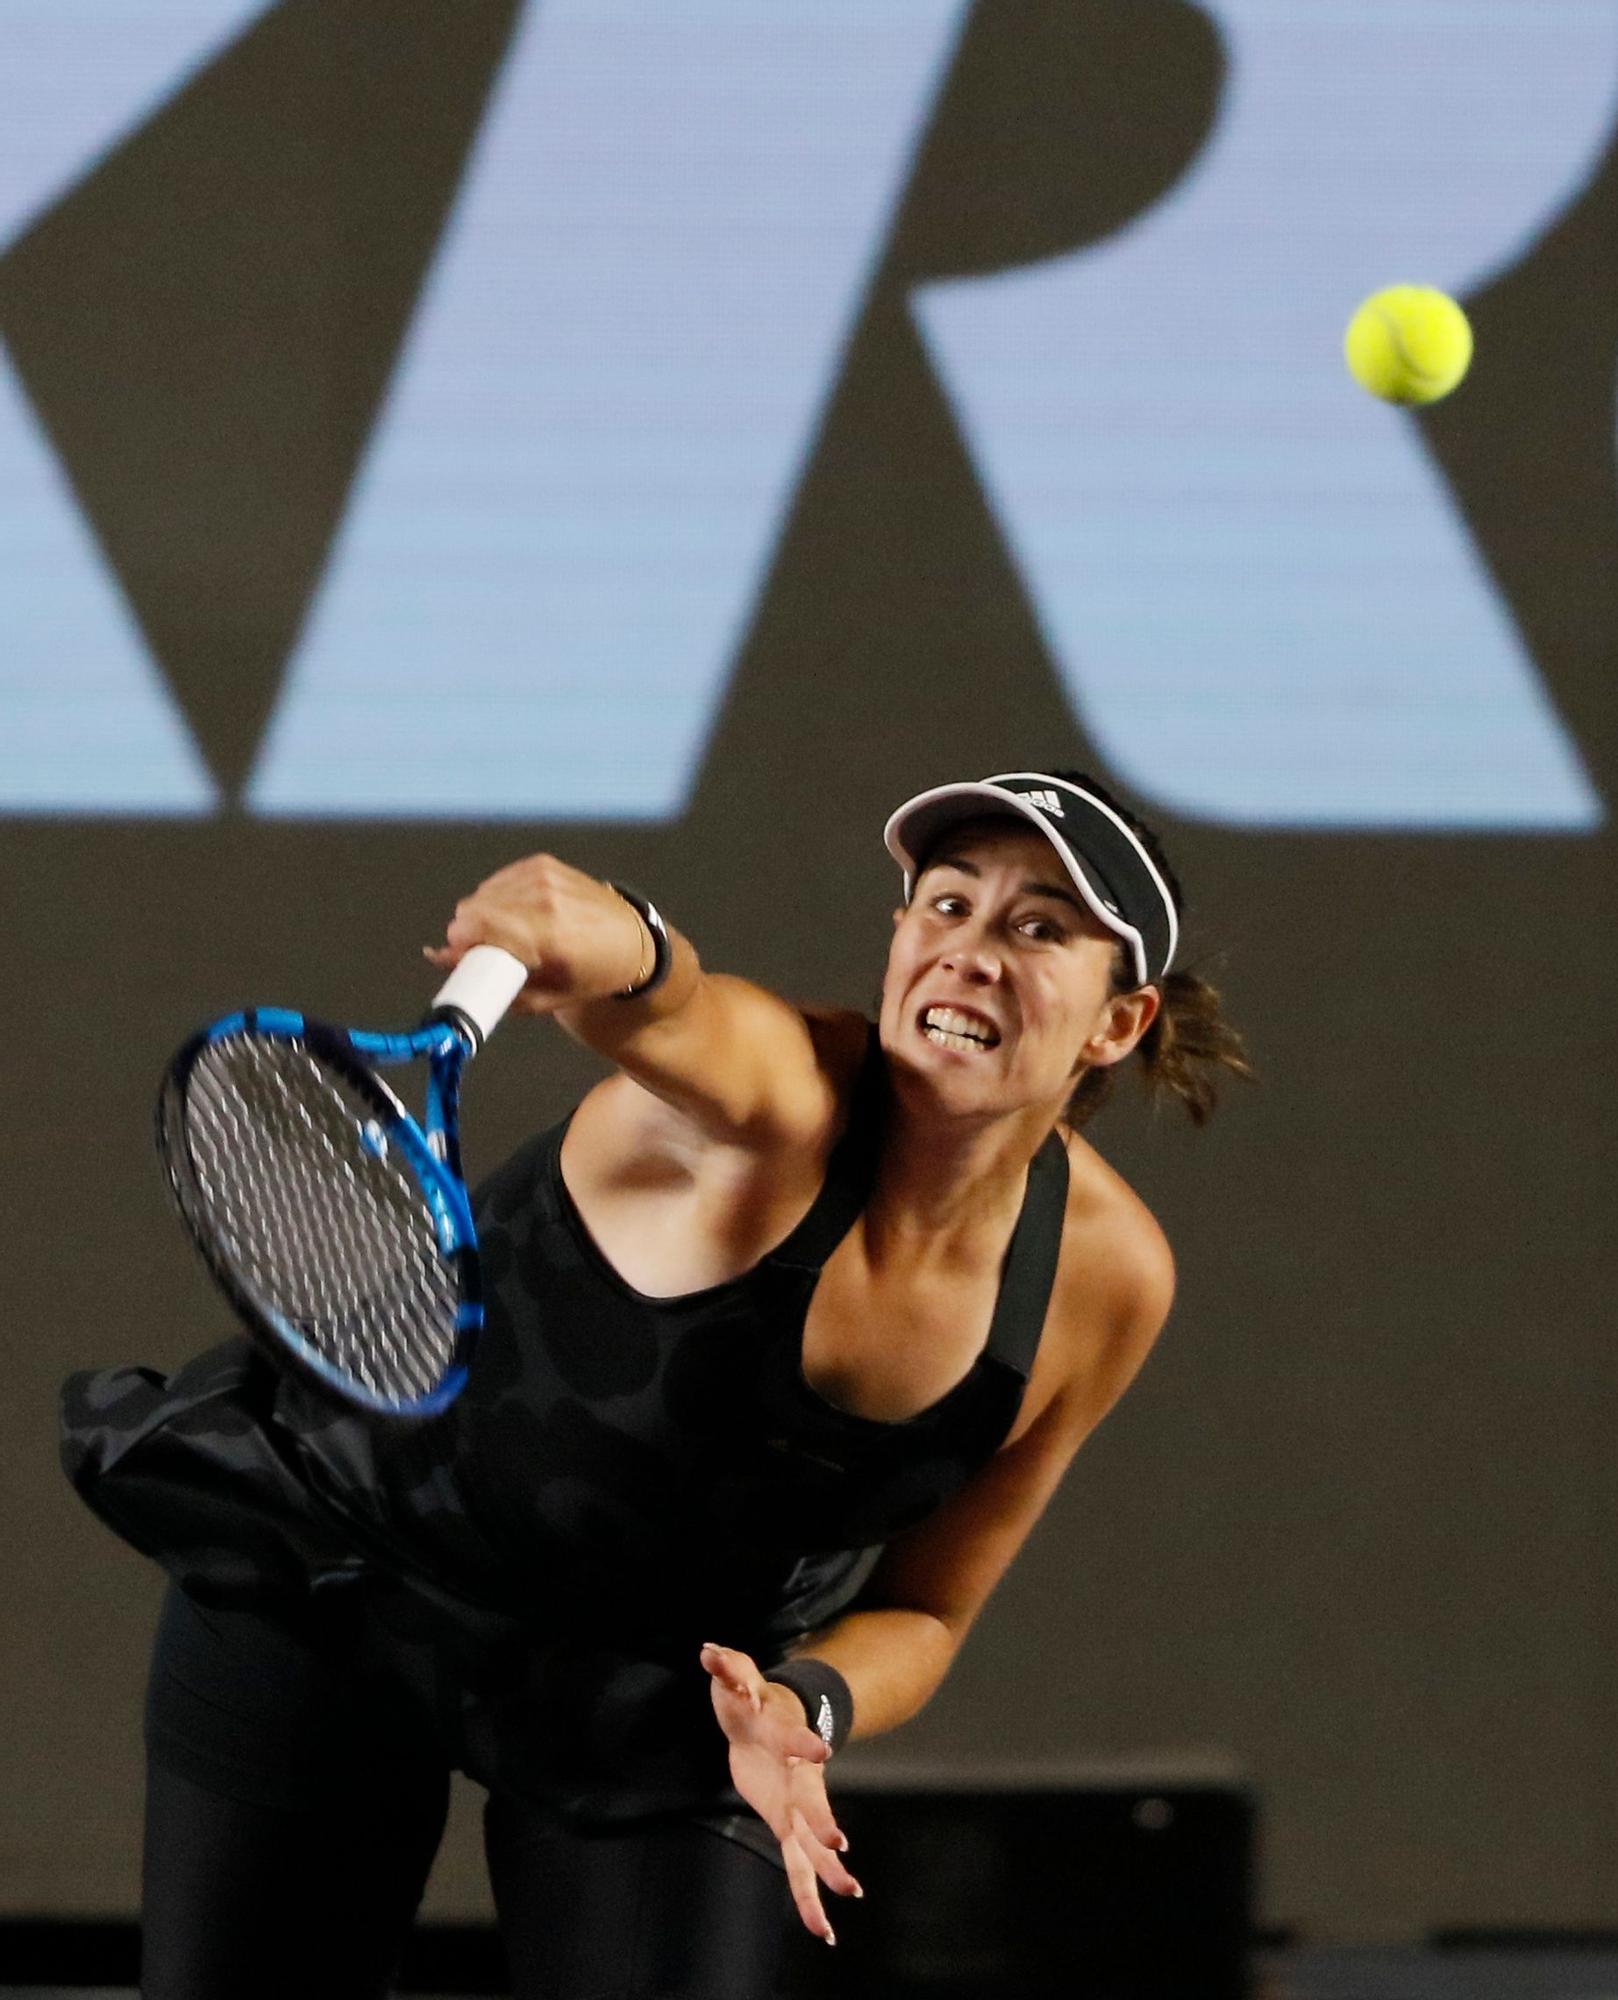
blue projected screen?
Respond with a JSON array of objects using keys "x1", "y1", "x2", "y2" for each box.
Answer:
[{"x1": 0, "y1": 0, "x2": 1611, "y2": 827}]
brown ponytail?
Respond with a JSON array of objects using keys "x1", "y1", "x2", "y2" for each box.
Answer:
[
  {"x1": 1032, "y1": 768, "x2": 1252, "y2": 1130},
  {"x1": 1068, "y1": 961, "x2": 1254, "y2": 1129}
]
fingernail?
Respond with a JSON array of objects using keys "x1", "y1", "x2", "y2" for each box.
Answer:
[
  {"x1": 834, "y1": 1834, "x2": 850, "y2": 1853},
  {"x1": 851, "y1": 1884, "x2": 864, "y2": 1900},
  {"x1": 824, "y1": 1928, "x2": 837, "y2": 1947}
]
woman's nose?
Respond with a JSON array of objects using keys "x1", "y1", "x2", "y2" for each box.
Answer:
[{"x1": 940, "y1": 941, "x2": 1001, "y2": 984}]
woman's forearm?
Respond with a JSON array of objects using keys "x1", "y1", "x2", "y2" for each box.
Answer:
[
  {"x1": 786, "y1": 1606, "x2": 959, "y2": 1742},
  {"x1": 554, "y1": 922, "x2": 706, "y2": 1059}
]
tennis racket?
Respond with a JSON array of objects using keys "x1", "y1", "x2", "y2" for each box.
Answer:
[{"x1": 156, "y1": 945, "x2": 531, "y2": 1420}]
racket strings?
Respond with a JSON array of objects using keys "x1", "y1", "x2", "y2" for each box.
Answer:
[{"x1": 173, "y1": 1035, "x2": 459, "y2": 1405}]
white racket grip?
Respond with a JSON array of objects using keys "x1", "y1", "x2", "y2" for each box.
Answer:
[{"x1": 432, "y1": 945, "x2": 531, "y2": 1046}]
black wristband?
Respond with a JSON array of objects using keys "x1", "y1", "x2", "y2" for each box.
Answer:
[
  {"x1": 764, "y1": 1658, "x2": 854, "y2": 1756},
  {"x1": 608, "y1": 883, "x2": 673, "y2": 1000}
]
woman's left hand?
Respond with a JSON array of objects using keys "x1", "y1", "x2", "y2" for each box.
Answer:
[{"x1": 699, "y1": 1642, "x2": 863, "y2": 1943}]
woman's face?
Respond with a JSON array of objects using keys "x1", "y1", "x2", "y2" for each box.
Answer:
[{"x1": 879, "y1": 820, "x2": 1155, "y2": 1123}]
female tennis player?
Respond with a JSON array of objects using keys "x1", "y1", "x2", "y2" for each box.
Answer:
[{"x1": 63, "y1": 768, "x2": 1249, "y2": 2000}]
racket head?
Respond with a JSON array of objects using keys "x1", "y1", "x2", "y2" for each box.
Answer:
[{"x1": 156, "y1": 1012, "x2": 480, "y2": 1419}]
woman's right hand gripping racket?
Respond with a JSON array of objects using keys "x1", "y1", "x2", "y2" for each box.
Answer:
[{"x1": 156, "y1": 946, "x2": 530, "y2": 1420}]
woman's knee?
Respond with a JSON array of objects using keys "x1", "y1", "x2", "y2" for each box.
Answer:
[{"x1": 485, "y1": 1803, "x2": 789, "y2": 2000}]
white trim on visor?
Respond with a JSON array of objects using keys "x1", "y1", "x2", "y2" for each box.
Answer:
[{"x1": 882, "y1": 774, "x2": 1178, "y2": 984}]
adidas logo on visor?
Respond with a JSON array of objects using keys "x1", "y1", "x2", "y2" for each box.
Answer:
[{"x1": 1020, "y1": 788, "x2": 1066, "y2": 816}]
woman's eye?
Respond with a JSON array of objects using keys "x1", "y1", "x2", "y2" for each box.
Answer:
[
  {"x1": 931, "y1": 895, "x2": 968, "y2": 916},
  {"x1": 1018, "y1": 917, "x2": 1064, "y2": 943}
]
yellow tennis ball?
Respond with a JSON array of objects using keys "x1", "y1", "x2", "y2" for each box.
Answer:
[{"x1": 1344, "y1": 285, "x2": 1474, "y2": 405}]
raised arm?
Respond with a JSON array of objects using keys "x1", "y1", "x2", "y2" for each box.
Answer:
[{"x1": 427, "y1": 851, "x2": 841, "y2": 1147}]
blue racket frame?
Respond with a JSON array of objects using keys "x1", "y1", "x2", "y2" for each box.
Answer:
[{"x1": 159, "y1": 1002, "x2": 486, "y2": 1419}]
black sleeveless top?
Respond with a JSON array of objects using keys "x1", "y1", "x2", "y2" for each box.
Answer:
[
  {"x1": 60, "y1": 1029, "x2": 1069, "y2": 1837},
  {"x1": 443, "y1": 1029, "x2": 1070, "y2": 1642}
]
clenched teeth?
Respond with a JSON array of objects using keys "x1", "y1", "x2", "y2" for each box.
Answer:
[{"x1": 921, "y1": 1005, "x2": 999, "y2": 1051}]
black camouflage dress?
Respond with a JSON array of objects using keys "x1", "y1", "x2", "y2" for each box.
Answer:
[{"x1": 61, "y1": 1032, "x2": 1068, "y2": 1858}]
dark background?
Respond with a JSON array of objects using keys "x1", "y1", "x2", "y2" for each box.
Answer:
[{"x1": 5, "y1": 0, "x2": 1616, "y2": 1940}]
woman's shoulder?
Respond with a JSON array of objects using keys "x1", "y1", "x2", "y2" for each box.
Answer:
[{"x1": 1048, "y1": 1131, "x2": 1177, "y2": 1377}]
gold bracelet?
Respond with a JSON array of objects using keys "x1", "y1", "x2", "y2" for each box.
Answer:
[{"x1": 608, "y1": 884, "x2": 673, "y2": 999}]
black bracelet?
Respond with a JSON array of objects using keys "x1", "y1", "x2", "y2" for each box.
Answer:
[
  {"x1": 608, "y1": 883, "x2": 673, "y2": 1000},
  {"x1": 764, "y1": 1658, "x2": 854, "y2": 1756}
]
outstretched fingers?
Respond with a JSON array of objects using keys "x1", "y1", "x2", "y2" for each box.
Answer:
[
  {"x1": 780, "y1": 1800, "x2": 863, "y2": 1942},
  {"x1": 790, "y1": 1799, "x2": 862, "y2": 1903},
  {"x1": 781, "y1": 1827, "x2": 837, "y2": 1943}
]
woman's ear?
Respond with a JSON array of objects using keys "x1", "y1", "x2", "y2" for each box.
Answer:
[{"x1": 1085, "y1": 984, "x2": 1161, "y2": 1068}]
